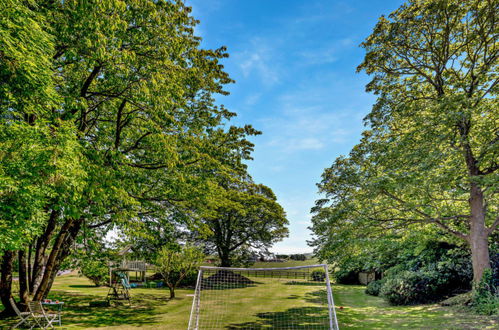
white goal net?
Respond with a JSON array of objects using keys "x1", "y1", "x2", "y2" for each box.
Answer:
[{"x1": 188, "y1": 264, "x2": 339, "y2": 329}]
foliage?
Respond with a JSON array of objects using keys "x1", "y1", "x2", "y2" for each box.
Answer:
[
  {"x1": 333, "y1": 270, "x2": 359, "y2": 285},
  {"x1": 380, "y1": 260, "x2": 472, "y2": 306},
  {"x1": 331, "y1": 238, "x2": 473, "y2": 304},
  {"x1": 310, "y1": 0, "x2": 499, "y2": 286},
  {"x1": 79, "y1": 258, "x2": 110, "y2": 287},
  {"x1": 472, "y1": 269, "x2": 499, "y2": 315},
  {"x1": 155, "y1": 244, "x2": 204, "y2": 299},
  {"x1": 365, "y1": 279, "x2": 385, "y2": 296},
  {"x1": 0, "y1": 0, "x2": 277, "y2": 312},
  {"x1": 290, "y1": 254, "x2": 307, "y2": 261},
  {"x1": 310, "y1": 270, "x2": 326, "y2": 282},
  {"x1": 379, "y1": 270, "x2": 448, "y2": 305},
  {"x1": 198, "y1": 178, "x2": 288, "y2": 267}
]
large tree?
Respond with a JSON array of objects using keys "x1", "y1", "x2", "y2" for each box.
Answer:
[
  {"x1": 311, "y1": 0, "x2": 498, "y2": 283},
  {"x1": 199, "y1": 177, "x2": 289, "y2": 267},
  {"x1": 1, "y1": 0, "x2": 257, "y2": 316}
]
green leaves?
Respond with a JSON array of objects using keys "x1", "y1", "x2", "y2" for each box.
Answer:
[
  {"x1": 0, "y1": 0, "x2": 266, "y2": 256},
  {"x1": 0, "y1": 121, "x2": 85, "y2": 250},
  {"x1": 311, "y1": 0, "x2": 498, "y2": 278},
  {"x1": 196, "y1": 176, "x2": 288, "y2": 267}
]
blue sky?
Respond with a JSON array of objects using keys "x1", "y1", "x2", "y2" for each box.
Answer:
[{"x1": 187, "y1": 0, "x2": 404, "y2": 254}]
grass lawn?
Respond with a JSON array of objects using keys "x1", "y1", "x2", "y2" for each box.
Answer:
[{"x1": 1, "y1": 264, "x2": 497, "y2": 329}]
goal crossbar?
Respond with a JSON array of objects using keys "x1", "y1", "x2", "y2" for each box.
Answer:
[
  {"x1": 188, "y1": 264, "x2": 339, "y2": 329},
  {"x1": 198, "y1": 264, "x2": 328, "y2": 271}
]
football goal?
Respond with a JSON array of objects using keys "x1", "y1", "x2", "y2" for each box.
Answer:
[{"x1": 188, "y1": 264, "x2": 339, "y2": 329}]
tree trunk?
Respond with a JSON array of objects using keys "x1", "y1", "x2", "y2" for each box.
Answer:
[
  {"x1": 18, "y1": 250, "x2": 29, "y2": 304},
  {"x1": 168, "y1": 285, "x2": 175, "y2": 299},
  {"x1": 27, "y1": 244, "x2": 32, "y2": 291},
  {"x1": 0, "y1": 251, "x2": 15, "y2": 318},
  {"x1": 468, "y1": 183, "x2": 491, "y2": 282},
  {"x1": 34, "y1": 217, "x2": 82, "y2": 301},
  {"x1": 219, "y1": 249, "x2": 231, "y2": 267},
  {"x1": 30, "y1": 210, "x2": 58, "y2": 294}
]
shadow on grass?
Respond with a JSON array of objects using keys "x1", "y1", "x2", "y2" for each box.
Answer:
[
  {"x1": 305, "y1": 289, "x2": 328, "y2": 305},
  {"x1": 42, "y1": 291, "x2": 168, "y2": 328},
  {"x1": 69, "y1": 284, "x2": 101, "y2": 288},
  {"x1": 200, "y1": 282, "x2": 262, "y2": 291},
  {"x1": 284, "y1": 281, "x2": 326, "y2": 286},
  {"x1": 226, "y1": 306, "x2": 330, "y2": 329}
]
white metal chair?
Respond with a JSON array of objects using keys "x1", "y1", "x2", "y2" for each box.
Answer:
[
  {"x1": 27, "y1": 301, "x2": 58, "y2": 329},
  {"x1": 9, "y1": 297, "x2": 33, "y2": 329}
]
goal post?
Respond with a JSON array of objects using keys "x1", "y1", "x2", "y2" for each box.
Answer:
[{"x1": 188, "y1": 264, "x2": 339, "y2": 329}]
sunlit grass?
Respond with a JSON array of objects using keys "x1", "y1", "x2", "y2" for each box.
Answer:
[{"x1": 1, "y1": 264, "x2": 497, "y2": 329}]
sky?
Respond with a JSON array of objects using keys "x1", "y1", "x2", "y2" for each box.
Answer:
[{"x1": 187, "y1": 0, "x2": 404, "y2": 254}]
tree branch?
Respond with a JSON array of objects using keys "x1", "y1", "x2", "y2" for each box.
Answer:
[{"x1": 487, "y1": 216, "x2": 499, "y2": 235}]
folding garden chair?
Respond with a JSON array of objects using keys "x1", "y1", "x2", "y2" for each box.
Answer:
[
  {"x1": 10, "y1": 297, "x2": 34, "y2": 329},
  {"x1": 27, "y1": 301, "x2": 58, "y2": 329}
]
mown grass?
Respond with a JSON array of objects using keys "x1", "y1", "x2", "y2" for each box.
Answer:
[
  {"x1": 333, "y1": 285, "x2": 498, "y2": 329},
  {"x1": 1, "y1": 262, "x2": 497, "y2": 329}
]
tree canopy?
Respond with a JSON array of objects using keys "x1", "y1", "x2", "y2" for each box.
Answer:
[
  {"x1": 310, "y1": 0, "x2": 498, "y2": 283},
  {"x1": 198, "y1": 176, "x2": 289, "y2": 267},
  {"x1": 0, "y1": 0, "x2": 287, "y2": 316}
]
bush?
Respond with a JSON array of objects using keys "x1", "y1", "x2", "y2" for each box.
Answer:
[
  {"x1": 310, "y1": 270, "x2": 326, "y2": 282},
  {"x1": 334, "y1": 269, "x2": 359, "y2": 284},
  {"x1": 149, "y1": 271, "x2": 197, "y2": 287},
  {"x1": 380, "y1": 270, "x2": 443, "y2": 305},
  {"x1": 290, "y1": 254, "x2": 307, "y2": 261},
  {"x1": 365, "y1": 279, "x2": 385, "y2": 296},
  {"x1": 473, "y1": 269, "x2": 499, "y2": 315},
  {"x1": 80, "y1": 259, "x2": 109, "y2": 286}
]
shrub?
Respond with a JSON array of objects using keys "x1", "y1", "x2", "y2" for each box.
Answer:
[
  {"x1": 80, "y1": 259, "x2": 109, "y2": 286},
  {"x1": 380, "y1": 270, "x2": 443, "y2": 305},
  {"x1": 365, "y1": 279, "x2": 385, "y2": 296},
  {"x1": 290, "y1": 254, "x2": 307, "y2": 261},
  {"x1": 149, "y1": 271, "x2": 198, "y2": 287},
  {"x1": 310, "y1": 270, "x2": 326, "y2": 282},
  {"x1": 472, "y1": 269, "x2": 499, "y2": 315},
  {"x1": 334, "y1": 269, "x2": 359, "y2": 284}
]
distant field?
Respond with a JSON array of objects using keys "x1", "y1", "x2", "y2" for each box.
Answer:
[{"x1": 1, "y1": 260, "x2": 497, "y2": 329}]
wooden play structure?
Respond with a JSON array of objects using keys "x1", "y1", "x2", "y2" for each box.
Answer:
[
  {"x1": 107, "y1": 270, "x2": 131, "y2": 303},
  {"x1": 107, "y1": 260, "x2": 147, "y2": 303},
  {"x1": 109, "y1": 260, "x2": 148, "y2": 285}
]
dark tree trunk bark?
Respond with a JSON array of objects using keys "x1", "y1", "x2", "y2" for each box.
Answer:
[
  {"x1": 219, "y1": 249, "x2": 231, "y2": 267},
  {"x1": 18, "y1": 250, "x2": 29, "y2": 304},
  {"x1": 168, "y1": 285, "x2": 175, "y2": 299},
  {"x1": 468, "y1": 183, "x2": 491, "y2": 282},
  {"x1": 27, "y1": 244, "x2": 32, "y2": 291},
  {"x1": 0, "y1": 251, "x2": 15, "y2": 318},
  {"x1": 34, "y1": 217, "x2": 82, "y2": 301},
  {"x1": 30, "y1": 210, "x2": 58, "y2": 294}
]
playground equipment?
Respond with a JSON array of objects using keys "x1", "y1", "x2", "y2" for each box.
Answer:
[
  {"x1": 108, "y1": 260, "x2": 148, "y2": 286},
  {"x1": 107, "y1": 260, "x2": 147, "y2": 303},
  {"x1": 107, "y1": 271, "x2": 132, "y2": 303}
]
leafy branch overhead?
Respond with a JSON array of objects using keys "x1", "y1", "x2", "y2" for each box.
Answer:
[{"x1": 0, "y1": 0, "x2": 287, "y2": 316}]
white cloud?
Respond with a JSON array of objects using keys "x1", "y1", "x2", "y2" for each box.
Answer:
[
  {"x1": 234, "y1": 38, "x2": 281, "y2": 86},
  {"x1": 259, "y1": 101, "x2": 358, "y2": 154}
]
